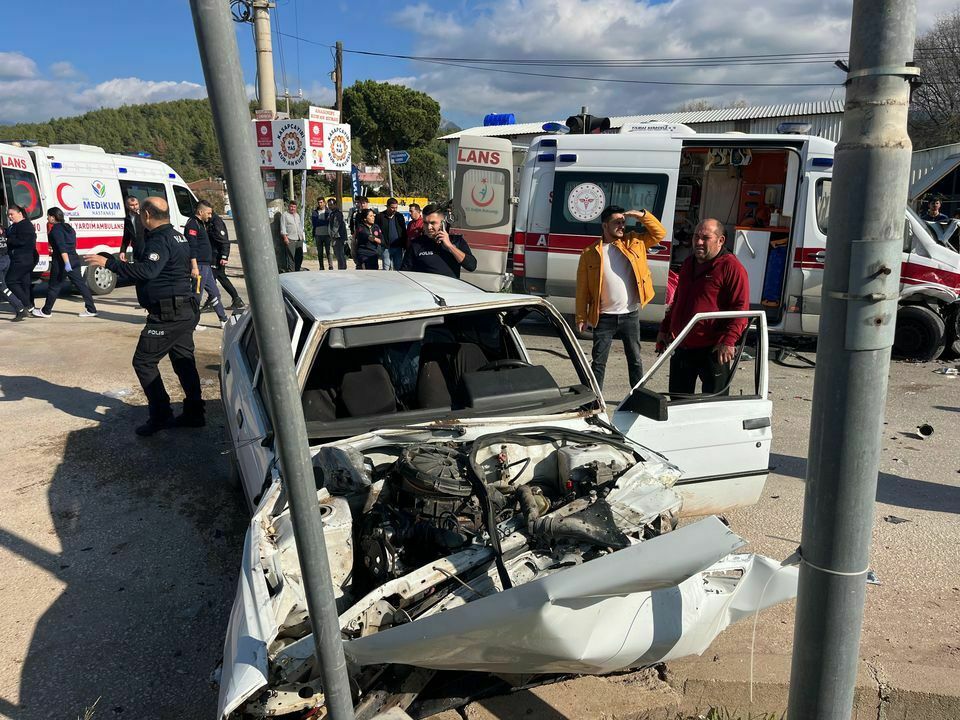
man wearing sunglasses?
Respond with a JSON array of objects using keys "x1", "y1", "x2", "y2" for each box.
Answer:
[{"x1": 575, "y1": 204, "x2": 666, "y2": 393}]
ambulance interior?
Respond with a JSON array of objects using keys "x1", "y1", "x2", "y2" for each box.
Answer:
[{"x1": 671, "y1": 146, "x2": 799, "y2": 324}]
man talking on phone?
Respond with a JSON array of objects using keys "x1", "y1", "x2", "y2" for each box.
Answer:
[{"x1": 400, "y1": 203, "x2": 477, "y2": 278}]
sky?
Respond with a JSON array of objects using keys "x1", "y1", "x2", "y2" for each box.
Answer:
[{"x1": 1, "y1": 0, "x2": 957, "y2": 131}]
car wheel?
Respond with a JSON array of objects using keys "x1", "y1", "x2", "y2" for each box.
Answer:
[
  {"x1": 893, "y1": 305, "x2": 945, "y2": 361},
  {"x1": 941, "y1": 306, "x2": 960, "y2": 359},
  {"x1": 84, "y1": 264, "x2": 117, "y2": 295}
]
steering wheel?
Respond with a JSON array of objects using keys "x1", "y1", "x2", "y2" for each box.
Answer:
[{"x1": 477, "y1": 359, "x2": 532, "y2": 372}]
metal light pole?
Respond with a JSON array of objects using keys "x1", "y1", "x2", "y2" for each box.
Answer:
[
  {"x1": 787, "y1": 1, "x2": 918, "y2": 717},
  {"x1": 252, "y1": 0, "x2": 276, "y2": 116},
  {"x1": 188, "y1": 2, "x2": 354, "y2": 718}
]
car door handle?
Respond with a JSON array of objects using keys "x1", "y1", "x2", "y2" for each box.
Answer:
[
  {"x1": 814, "y1": 250, "x2": 826, "y2": 262},
  {"x1": 743, "y1": 417, "x2": 771, "y2": 430},
  {"x1": 237, "y1": 409, "x2": 244, "y2": 429}
]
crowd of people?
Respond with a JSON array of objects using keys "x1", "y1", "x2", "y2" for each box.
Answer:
[{"x1": 298, "y1": 195, "x2": 477, "y2": 279}]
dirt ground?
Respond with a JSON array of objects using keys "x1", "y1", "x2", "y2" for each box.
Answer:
[{"x1": 0, "y1": 258, "x2": 957, "y2": 719}]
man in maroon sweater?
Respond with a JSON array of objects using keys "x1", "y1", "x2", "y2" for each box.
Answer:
[{"x1": 657, "y1": 219, "x2": 749, "y2": 396}]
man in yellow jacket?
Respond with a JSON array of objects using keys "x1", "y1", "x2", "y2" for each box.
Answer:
[{"x1": 575, "y1": 205, "x2": 667, "y2": 392}]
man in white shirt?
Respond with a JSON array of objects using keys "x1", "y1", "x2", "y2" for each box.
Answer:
[
  {"x1": 575, "y1": 204, "x2": 667, "y2": 392},
  {"x1": 280, "y1": 200, "x2": 306, "y2": 272}
]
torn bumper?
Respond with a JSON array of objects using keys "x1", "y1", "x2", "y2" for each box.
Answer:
[{"x1": 343, "y1": 517, "x2": 797, "y2": 674}]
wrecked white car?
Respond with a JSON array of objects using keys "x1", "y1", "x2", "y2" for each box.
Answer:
[{"x1": 217, "y1": 271, "x2": 794, "y2": 719}]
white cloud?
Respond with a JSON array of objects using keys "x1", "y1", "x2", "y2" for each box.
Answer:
[
  {"x1": 392, "y1": 0, "x2": 959, "y2": 128},
  {"x1": 50, "y1": 61, "x2": 79, "y2": 79},
  {"x1": 0, "y1": 52, "x2": 38, "y2": 80},
  {"x1": 71, "y1": 77, "x2": 206, "y2": 108},
  {"x1": 300, "y1": 82, "x2": 336, "y2": 107}
]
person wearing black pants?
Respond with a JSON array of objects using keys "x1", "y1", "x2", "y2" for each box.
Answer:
[
  {"x1": 32, "y1": 206, "x2": 98, "y2": 318},
  {"x1": 0, "y1": 226, "x2": 26, "y2": 319},
  {"x1": 86, "y1": 196, "x2": 204, "y2": 436},
  {"x1": 203, "y1": 211, "x2": 244, "y2": 310},
  {"x1": 4, "y1": 204, "x2": 37, "y2": 320}
]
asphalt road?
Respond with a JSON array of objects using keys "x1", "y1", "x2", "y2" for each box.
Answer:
[{"x1": 0, "y1": 260, "x2": 957, "y2": 719}]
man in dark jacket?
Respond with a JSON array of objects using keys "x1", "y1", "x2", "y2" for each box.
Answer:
[
  {"x1": 32, "y1": 206, "x2": 98, "y2": 318},
  {"x1": 184, "y1": 200, "x2": 227, "y2": 328},
  {"x1": 119, "y1": 196, "x2": 145, "y2": 262},
  {"x1": 375, "y1": 197, "x2": 407, "y2": 270},
  {"x1": 401, "y1": 203, "x2": 477, "y2": 279},
  {"x1": 86, "y1": 197, "x2": 204, "y2": 436},
  {"x1": 202, "y1": 210, "x2": 245, "y2": 310},
  {"x1": 326, "y1": 198, "x2": 347, "y2": 270}
]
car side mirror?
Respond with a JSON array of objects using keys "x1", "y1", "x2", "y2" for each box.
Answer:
[{"x1": 619, "y1": 386, "x2": 669, "y2": 421}]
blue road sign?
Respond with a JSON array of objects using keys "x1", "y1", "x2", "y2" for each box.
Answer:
[{"x1": 389, "y1": 150, "x2": 410, "y2": 165}]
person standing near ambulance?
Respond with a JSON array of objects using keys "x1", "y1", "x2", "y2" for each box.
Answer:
[
  {"x1": 202, "y1": 209, "x2": 245, "y2": 310},
  {"x1": 0, "y1": 216, "x2": 27, "y2": 321},
  {"x1": 575, "y1": 205, "x2": 666, "y2": 392},
  {"x1": 657, "y1": 219, "x2": 749, "y2": 396},
  {"x1": 85, "y1": 197, "x2": 204, "y2": 436},
  {"x1": 32, "y1": 206, "x2": 98, "y2": 318},
  {"x1": 4, "y1": 204, "x2": 38, "y2": 319},
  {"x1": 185, "y1": 200, "x2": 227, "y2": 329}
]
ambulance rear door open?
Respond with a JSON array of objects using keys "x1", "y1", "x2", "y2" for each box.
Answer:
[
  {"x1": 1, "y1": 146, "x2": 46, "y2": 268},
  {"x1": 674, "y1": 141, "x2": 804, "y2": 330},
  {"x1": 450, "y1": 136, "x2": 514, "y2": 292}
]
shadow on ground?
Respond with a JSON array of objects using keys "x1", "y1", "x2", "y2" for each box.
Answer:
[
  {"x1": 770, "y1": 452, "x2": 960, "y2": 514},
  {"x1": 0, "y1": 372, "x2": 247, "y2": 718}
]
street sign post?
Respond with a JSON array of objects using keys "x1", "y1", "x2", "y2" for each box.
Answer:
[{"x1": 389, "y1": 150, "x2": 410, "y2": 165}]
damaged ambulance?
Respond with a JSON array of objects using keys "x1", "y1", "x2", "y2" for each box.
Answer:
[{"x1": 215, "y1": 271, "x2": 797, "y2": 719}]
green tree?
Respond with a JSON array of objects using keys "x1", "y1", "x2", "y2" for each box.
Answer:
[
  {"x1": 910, "y1": 9, "x2": 960, "y2": 149},
  {"x1": 393, "y1": 147, "x2": 448, "y2": 201},
  {"x1": 343, "y1": 81, "x2": 441, "y2": 162}
]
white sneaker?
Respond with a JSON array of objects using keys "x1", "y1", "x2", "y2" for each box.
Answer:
[
  {"x1": 78, "y1": 310, "x2": 98, "y2": 317},
  {"x1": 195, "y1": 323, "x2": 207, "y2": 332},
  {"x1": 30, "y1": 308, "x2": 51, "y2": 318},
  {"x1": 220, "y1": 319, "x2": 228, "y2": 329}
]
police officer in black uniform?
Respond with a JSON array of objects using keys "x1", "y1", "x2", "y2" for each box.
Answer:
[
  {"x1": 185, "y1": 200, "x2": 228, "y2": 328},
  {"x1": 202, "y1": 209, "x2": 245, "y2": 310},
  {"x1": 85, "y1": 196, "x2": 205, "y2": 436}
]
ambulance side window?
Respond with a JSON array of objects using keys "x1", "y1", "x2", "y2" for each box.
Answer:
[
  {"x1": 815, "y1": 179, "x2": 831, "y2": 234},
  {"x1": 173, "y1": 185, "x2": 196, "y2": 218},
  {"x1": 120, "y1": 180, "x2": 166, "y2": 205},
  {"x1": 550, "y1": 172, "x2": 668, "y2": 235},
  {"x1": 2, "y1": 168, "x2": 43, "y2": 220}
]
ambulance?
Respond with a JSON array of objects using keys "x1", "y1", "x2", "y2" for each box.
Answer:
[
  {"x1": 446, "y1": 125, "x2": 960, "y2": 361},
  {"x1": 0, "y1": 142, "x2": 198, "y2": 296}
]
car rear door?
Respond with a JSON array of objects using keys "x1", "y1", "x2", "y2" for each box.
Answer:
[
  {"x1": 451, "y1": 136, "x2": 514, "y2": 292},
  {"x1": 612, "y1": 311, "x2": 772, "y2": 516},
  {"x1": 221, "y1": 301, "x2": 307, "y2": 510}
]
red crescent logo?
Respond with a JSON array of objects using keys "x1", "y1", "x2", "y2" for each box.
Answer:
[
  {"x1": 470, "y1": 183, "x2": 495, "y2": 208},
  {"x1": 17, "y1": 180, "x2": 39, "y2": 213},
  {"x1": 56, "y1": 182, "x2": 77, "y2": 211}
]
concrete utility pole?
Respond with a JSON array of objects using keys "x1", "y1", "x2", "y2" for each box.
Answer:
[
  {"x1": 188, "y1": 2, "x2": 354, "y2": 718},
  {"x1": 252, "y1": 0, "x2": 276, "y2": 117},
  {"x1": 335, "y1": 40, "x2": 344, "y2": 203},
  {"x1": 787, "y1": 2, "x2": 919, "y2": 718}
]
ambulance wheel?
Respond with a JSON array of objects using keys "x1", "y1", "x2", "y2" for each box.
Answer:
[
  {"x1": 86, "y1": 264, "x2": 117, "y2": 295},
  {"x1": 942, "y1": 306, "x2": 960, "y2": 359},
  {"x1": 893, "y1": 305, "x2": 945, "y2": 362}
]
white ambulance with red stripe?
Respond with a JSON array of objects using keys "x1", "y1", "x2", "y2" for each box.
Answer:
[
  {"x1": 448, "y1": 127, "x2": 960, "y2": 361},
  {"x1": 1, "y1": 142, "x2": 198, "y2": 295}
]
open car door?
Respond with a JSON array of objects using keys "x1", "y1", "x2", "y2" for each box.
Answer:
[
  {"x1": 612, "y1": 311, "x2": 771, "y2": 516},
  {"x1": 451, "y1": 135, "x2": 515, "y2": 292}
]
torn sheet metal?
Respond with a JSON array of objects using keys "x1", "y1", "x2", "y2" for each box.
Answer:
[{"x1": 343, "y1": 517, "x2": 797, "y2": 674}]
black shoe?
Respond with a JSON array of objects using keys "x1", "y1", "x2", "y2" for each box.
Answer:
[
  {"x1": 12, "y1": 309, "x2": 27, "y2": 322},
  {"x1": 200, "y1": 301, "x2": 215, "y2": 313},
  {"x1": 135, "y1": 416, "x2": 174, "y2": 437},
  {"x1": 172, "y1": 413, "x2": 206, "y2": 428},
  {"x1": 230, "y1": 299, "x2": 246, "y2": 310}
]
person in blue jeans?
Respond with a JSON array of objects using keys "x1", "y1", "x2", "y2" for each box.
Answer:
[{"x1": 375, "y1": 197, "x2": 406, "y2": 270}]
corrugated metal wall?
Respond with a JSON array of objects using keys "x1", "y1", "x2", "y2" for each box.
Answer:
[{"x1": 686, "y1": 114, "x2": 843, "y2": 142}]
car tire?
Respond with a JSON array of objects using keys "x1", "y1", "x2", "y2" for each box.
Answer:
[
  {"x1": 941, "y1": 306, "x2": 960, "y2": 359},
  {"x1": 893, "y1": 305, "x2": 945, "y2": 361},
  {"x1": 84, "y1": 263, "x2": 117, "y2": 295}
]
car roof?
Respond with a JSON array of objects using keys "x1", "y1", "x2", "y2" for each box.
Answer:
[{"x1": 280, "y1": 271, "x2": 539, "y2": 322}]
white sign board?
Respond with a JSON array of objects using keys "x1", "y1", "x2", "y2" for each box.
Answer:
[
  {"x1": 309, "y1": 106, "x2": 341, "y2": 124},
  {"x1": 253, "y1": 119, "x2": 351, "y2": 171}
]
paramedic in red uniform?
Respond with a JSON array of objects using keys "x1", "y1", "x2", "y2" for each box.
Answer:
[
  {"x1": 658, "y1": 218, "x2": 749, "y2": 396},
  {"x1": 575, "y1": 205, "x2": 667, "y2": 392}
]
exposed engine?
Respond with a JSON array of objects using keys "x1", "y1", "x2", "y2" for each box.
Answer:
[{"x1": 352, "y1": 428, "x2": 678, "y2": 595}]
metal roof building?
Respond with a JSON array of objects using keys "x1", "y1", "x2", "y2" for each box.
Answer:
[{"x1": 440, "y1": 100, "x2": 846, "y2": 145}]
